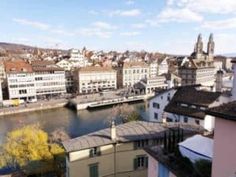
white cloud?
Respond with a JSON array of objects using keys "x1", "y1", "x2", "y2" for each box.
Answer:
[
  {"x1": 50, "y1": 29, "x2": 75, "y2": 36},
  {"x1": 79, "y1": 28, "x2": 112, "y2": 38},
  {"x1": 214, "y1": 33, "x2": 236, "y2": 54},
  {"x1": 109, "y1": 9, "x2": 141, "y2": 17},
  {"x1": 166, "y1": 0, "x2": 236, "y2": 14},
  {"x1": 92, "y1": 21, "x2": 117, "y2": 30},
  {"x1": 13, "y1": 18, "x2": 50, "y2": 30},
  {"x1": 120, "y1": 31, "x2": 141, "y2": 36},
  {"x1": 13, "y1": 18, "x2": 76, "y2": 36},
  {"x1": 202, "y1": 17, "x2": 236, "y2": 30},
  {"x1": 126, "y1": 0, "x2": 135, "y2": 5},
  {"x1": 131, "y1": 23, "x2": 147, "y2": 29},
  {"x1": 158, "y1": 8, "x2": 203, "y2": 23}
]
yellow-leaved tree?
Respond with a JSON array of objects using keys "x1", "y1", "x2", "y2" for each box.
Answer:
[{"x1": 0, "y1": 124, "x2": 65, "y2": 175}]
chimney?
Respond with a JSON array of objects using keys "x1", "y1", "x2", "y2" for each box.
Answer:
[
  {"x1": 111, "y1": 120, "x2": 116, "y2": 142},
  {"x1": 232, "y1": 59, "x2": 236, "y2": 101},
  {"x1": 216, "y1": 69, "x2": 223, "y2": 92}
]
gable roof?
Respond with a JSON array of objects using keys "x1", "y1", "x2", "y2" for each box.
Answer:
[
  {"x1": 62, "y1": 121, "x2": 203, "y2": 152},
  {"x1": 206, "y1": 101, "x2": 236, "y2": 121},
  {"x1": 4, "y1": 59, "x2": 33, "y2": 73},
  {"x1": 165, "y1": 87, "x2": 221, "y2": 119}
]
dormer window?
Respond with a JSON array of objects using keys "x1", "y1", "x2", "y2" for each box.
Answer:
[
  {"x1": 89, "y1": 147, "x2": 101, "y2": 157},
  {"x1": 21, "y1": 68, "x2": 27, "y2": 72}
]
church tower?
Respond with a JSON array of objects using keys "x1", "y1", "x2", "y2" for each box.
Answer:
[
  {"x1": 207, "y1": 33, "x2": 214, "y2": 60},
  {"x1": 194, "y1": 33, "x2": 203, "y2": 60}
]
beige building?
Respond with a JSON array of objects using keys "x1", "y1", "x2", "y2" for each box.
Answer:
[
  {"x1": 179, "y1": 34, "x2": 215, "y2": 87},
  {"x1": 31, "y1": 60, "x2": 66, "y2": 98},
  {"x1": 123, "y1": 62, "x2": 149, "y2": 87},
  {"x1": 4, "y1": 60, "x2": 37, "y2": 101},
  {"x1": 0, "y1": 61, "x2": 6, "y2": 83},
  {"x1": 75, "y1": 66, "x2": 117, "y2": 94},
  {"x1": 63, "y1": 121, "x2": 201, "y2": 177}
]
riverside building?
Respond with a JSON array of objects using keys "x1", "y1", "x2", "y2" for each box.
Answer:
[{"x1": 74, "y1": 66, "x2": 117, "y2": 94}]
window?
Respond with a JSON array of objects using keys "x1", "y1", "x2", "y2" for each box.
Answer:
[
  {"x1": 134, "y1": 156, "x2": 148, "y2": 170},
  {"x1": 154, "y1": 113, "x2": 158, "y2": 120},
  {"x1": 158, "y1": 162, "x2": 169, "y2": 177},
  {"x1": 19, "y1": 89, "x2": 27, "y2": 94},
  {"x1": 89, "y1": 147, "x2": 100, "y2": 157},
  {"x1": 195, "y1": 120, "x2": 200, "y2": 125},
  {"x1": 167, "y1": 96, "x2": 171, "y2": 101},
  {"x1": 134, "y1": 140, "x2": 149, "y2": 149},
  {"x1": 184, "y1": 117, "x2": 188, "y2": 123},
  {"x1": 152, "y1": 102, "x2": 160, "y2": 109},
  {"x1": 89, "y1": 163, "x2": 98, "y2": 177}
]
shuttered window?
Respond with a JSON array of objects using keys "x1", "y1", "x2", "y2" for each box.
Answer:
[
  {"x1": 134, "y1": 156, "x2": 148, "y2": 170},
  {"x1": 89, "y1": 163, "x2": 98, "y2": 177}
]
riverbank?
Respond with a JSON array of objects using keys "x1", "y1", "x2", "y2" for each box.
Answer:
[{"x1": 0, "y1": 99, "x2": 67, "y2": 117}]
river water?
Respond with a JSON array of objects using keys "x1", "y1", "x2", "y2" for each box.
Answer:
[{"x1": 0, "y1": 102, "x2": 147, "y2": 144}]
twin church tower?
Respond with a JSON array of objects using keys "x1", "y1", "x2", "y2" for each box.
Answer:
[{"x1": 192, "y1": 33, "x2": 215, "y2": 61}]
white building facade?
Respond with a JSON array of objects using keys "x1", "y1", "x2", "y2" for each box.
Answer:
[
  {"x1": 75, "y1": 66, "x2": 117, "y2": 93},
  {"x1": 5, "y1": 60, "x2": 37, "y2": 101},
  {"x1": 148, "y1": 89, "x2": 177, "y2": 122},
  {"x1": 69, "y1": 49, "x2": 88, "y2": 68},
  {"x1": 32, "y1": 61, "x2": 66, "y2": 98},
  {"x1": 123, "y1": 62, "x2": 149, "y2": 87}
]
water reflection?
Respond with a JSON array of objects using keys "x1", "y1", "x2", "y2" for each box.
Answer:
[{"x1": 0, "y1": 102, "x2": 146, "y2": 144}]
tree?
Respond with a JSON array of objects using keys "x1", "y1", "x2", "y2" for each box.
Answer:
[
  {"x1": 110, "y1": 103, "x2": 140, "y2": 123},
  {"x1": 0, "y1": 124, "x2": 65, "y2": 175}
]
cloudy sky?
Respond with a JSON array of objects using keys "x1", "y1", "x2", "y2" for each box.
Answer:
[{"x1": 0, "y1": 0, "x2": 236, "y2": 54}]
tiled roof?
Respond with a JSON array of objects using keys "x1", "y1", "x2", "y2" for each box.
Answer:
[
  {"x1": 168, "y1": 87, "x2": 221, "y2": 106},
  {"x1": 4, "y1": 59, "x2": 33, "y2": 73},
  {"x1": 165, "y1": 87, "x2": 221, "y2": 119},
  {"x1": 62, "y1": 121, "x2": 204, "y2": 152},
  {"x1": 79, "y1": 66, "x2": 116, "y2": 73},
  {"x1": 32, "y1": 60, "x2": 64, "y2": 72},
  {"x1": 123, "y1": 61, "x2": 148, "y2": 68},
  {"x1": 206, "y1": 101, "x2": 236, "y2": 121}
]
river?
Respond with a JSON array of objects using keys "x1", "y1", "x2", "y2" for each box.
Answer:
[{"x1": 0, "y1": 102, "x2": 147, "y2": 144}]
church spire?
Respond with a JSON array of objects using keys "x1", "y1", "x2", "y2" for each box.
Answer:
[
  {"x1": 194, "y1": 33, "x2": 203, "y2": 59},
  {"x1": 207, "y1": 33, "x2": 214, "y2": 58}
]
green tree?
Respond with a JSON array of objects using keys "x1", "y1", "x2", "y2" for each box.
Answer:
[{"x1": 0, "y1": 124, "x2": 65, "y2": 175}]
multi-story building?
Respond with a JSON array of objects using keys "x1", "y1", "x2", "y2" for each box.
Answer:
[
  {"x1": 74, "y1": 66, "x2": 117, "y2": 94},
  {"x1": 65, "y1": 71, "x2": 74, "y2": 93},
  {"x1": 179, "y1": 34, "x2": 215, "y2": 87},
  {"x1": 31, "y1": 60, "x2": 66, "y2": 99},
  {"x1": 62, "y1": 121, "x2": 200, "y2": 177},
  {"x1": 157, "y1": 57, "x2": 168, "y2": 75},
  {"x1": 149, "y1": 61, "x2": 158, "y2": 78},
  {"x1": 164, "y1": 86, "x2": 229, "y2": 131},
  {"x1": 4, "y1": 60, "x2": 37, "y2": 101},
  {"x1": 123, "y1": 62, "x2": 149, "y2": 87},
  {"x1": 0, "y1": 61, "x2": 6, "y2": 83},
  {"x1": 0, "y1": 80, "x2": 3, "y2": 106},
  {"x1": 69, "y1": 49, "x2": 88, "y2": 68},
  {"x1": 148, "y1": 88, "x2": 177, "y2": 122},
  {"x1": 206, "y1": 102, "x2": 236, "y2": 177},
  {"x1": 139, "y1": 76, "x2": 168, "y2": 94},
  {"x1": 56, "y1": 59, "x2": 73, "y2": 71}
]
